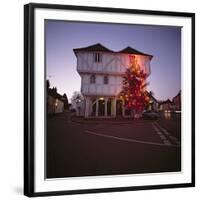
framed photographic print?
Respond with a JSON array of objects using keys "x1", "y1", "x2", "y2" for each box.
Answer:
[{"x1": 24, "y1": 3, "x2": 195, "y2": 197}]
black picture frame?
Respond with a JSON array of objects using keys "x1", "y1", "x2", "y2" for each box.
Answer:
[{"x1": 24, "y1": 3, "x2": 195, "y2": 197}]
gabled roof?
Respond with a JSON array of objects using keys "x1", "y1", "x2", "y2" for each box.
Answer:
[
  {"x1": 73, "y1": 43, "x2": 153, "y2": 59},
  {"x1": 146, "y1": 91, "x2": 158, "y2": 102},
  {"x1": 159, "y1": 99, "x2": 174, "y2": 105},
  {"x1": 73, "y1": 43, "x2": 114, "y2": 53},
  {"x1": 118, "y1": 46, "x2": 153, "y2": 59},
  {"x1": 48, "y1": 88, "x2": 65, "y2": 102},
  {"x1": 172, "y1": 90, "x2": 181, "y2": 100}
]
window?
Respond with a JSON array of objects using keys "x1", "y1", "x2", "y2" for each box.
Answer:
[
  {"x1": 94, "y1": 53, "x2": 102, "y2": 62},
  {"x1": 90, "y1": 75, "x2": 96, "y2": 84},
  {"x1": 104, "y1": 76, "x2": 108, "y2": 84}
]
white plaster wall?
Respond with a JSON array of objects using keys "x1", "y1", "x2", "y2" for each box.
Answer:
[
  {"x1": 81, "y1": 74, "x2": 123, "y2": 96},
  {"x1": 55, "y1": 100, "x2": 64, "y2": 113},
  {"x1": 77, "y1": 52, "x2": 151, "y2": 75},
  {"x1": 78, "y1": 52, "x2": 151, "y2": 96}
]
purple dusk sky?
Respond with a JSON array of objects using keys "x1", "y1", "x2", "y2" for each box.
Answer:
[{"x1": 45, "y1": 20, "x2": 181, "y2": 102}]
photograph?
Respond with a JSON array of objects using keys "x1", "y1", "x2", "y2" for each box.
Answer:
[
  {"x1": 24, "y1": 3, "x2": 195, "y2": 196},
  {"x1": 45, "y1": 20, "x2": 182, "y2": 179}
]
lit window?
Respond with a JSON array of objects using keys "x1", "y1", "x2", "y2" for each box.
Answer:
[
  {"x1": 90, "y1": 75, "x2": 96, "y2": 84},
  {"x1": 104, "y1": 76, "x2": 108, "y2": 84},
  {"x1": 94, "y1": 53, "x2": 102, "y2": 62}
]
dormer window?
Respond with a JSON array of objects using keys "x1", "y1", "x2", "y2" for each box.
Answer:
[
  {"x1": 104, "y1": 76, "x2": 108, "y2": 84},
  {"x1": 90, "y1": 75, "x2": 96, "y2": 84},
  {"x1": 94, "y1": 52, "x2": 102, "y2": 62}
]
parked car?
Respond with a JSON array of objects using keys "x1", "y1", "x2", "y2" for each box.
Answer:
[{"x1": 142, "y1": 111, "x2": 159, "y2": 119}]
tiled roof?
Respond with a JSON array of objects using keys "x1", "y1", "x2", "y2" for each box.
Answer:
[
  {"x1": 73, "y1": 43, "x2": 153, "y2": 59},
  {"x1": 48, "y1": 88, "x2": 65, "y2": 102},
  {"x1": 73, "y1": 43, "x2": 114, "y2": 53},
  {"x1": 159, "y1": 99, "x2": 174, "y2": 105},
  {"x1": 173, "y1": 90, "x2": 181, "y2": 99},
  {"x1": 118, "y1": 46, "x2": 153, "y2": 58},
  {"x1": 146, "y1": 91, "x2": 158, "y2": 102}
]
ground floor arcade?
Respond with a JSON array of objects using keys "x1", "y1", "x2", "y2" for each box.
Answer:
[{"x1": 84, "y1": 96, "x2": 131, "y2": 118}]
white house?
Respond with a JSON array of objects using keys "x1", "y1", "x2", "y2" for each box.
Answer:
[
  {"x1": 47, "y1": 88, "x2": 64, "y2": 114},
  {"x1": 74, "y1": 43, "x2": 153, "y2": 118}
]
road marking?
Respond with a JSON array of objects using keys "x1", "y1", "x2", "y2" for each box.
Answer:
[
  {"x1": 84, "y1": 130, "x2": 179, "y2": 148},
  {"x1": 152, "y1": 123, "x2": 172, "y2": 146},
  {"x1": 154, "y1": 122, "x2": 181, "y2": 146}
]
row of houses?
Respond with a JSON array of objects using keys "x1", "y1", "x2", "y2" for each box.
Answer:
[
  {"x1": 71, "y1": 90, "x2": 181, "y2": 117},
  {"x1": 148, "y1": 90, "x2": 181, "y2": 112},
  {"x1": 47, "y1": 87, "x2": 69, "y2": 114},
  {"x1": 47, "y1": 84, "x2": 181, "y2": 116},
  {"x1": 47, "y1": 43, "x2": 181, "y2": 117}
]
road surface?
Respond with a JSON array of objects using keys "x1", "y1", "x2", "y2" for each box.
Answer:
[{"x1": 47, "y1": 113, "x2": 181, "y2": 178}]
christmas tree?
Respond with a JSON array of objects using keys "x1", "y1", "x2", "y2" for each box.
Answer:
[{"x1": 120, "y1": 55, "x2": 149, "y2": 117}]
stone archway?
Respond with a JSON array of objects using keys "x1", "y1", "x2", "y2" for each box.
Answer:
[
  {"x1": 91, "y1": 99, "x2": 97, "y2": 116},
  {"x1": 107, "y1": 98, "x2": 112, "y2": 116},
  {"x1": 116, "y1": 99, "x2": 123, "y2": 116},
  {"x1": 98, "y1": 99, "x2": 105, "y2": 116}
]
